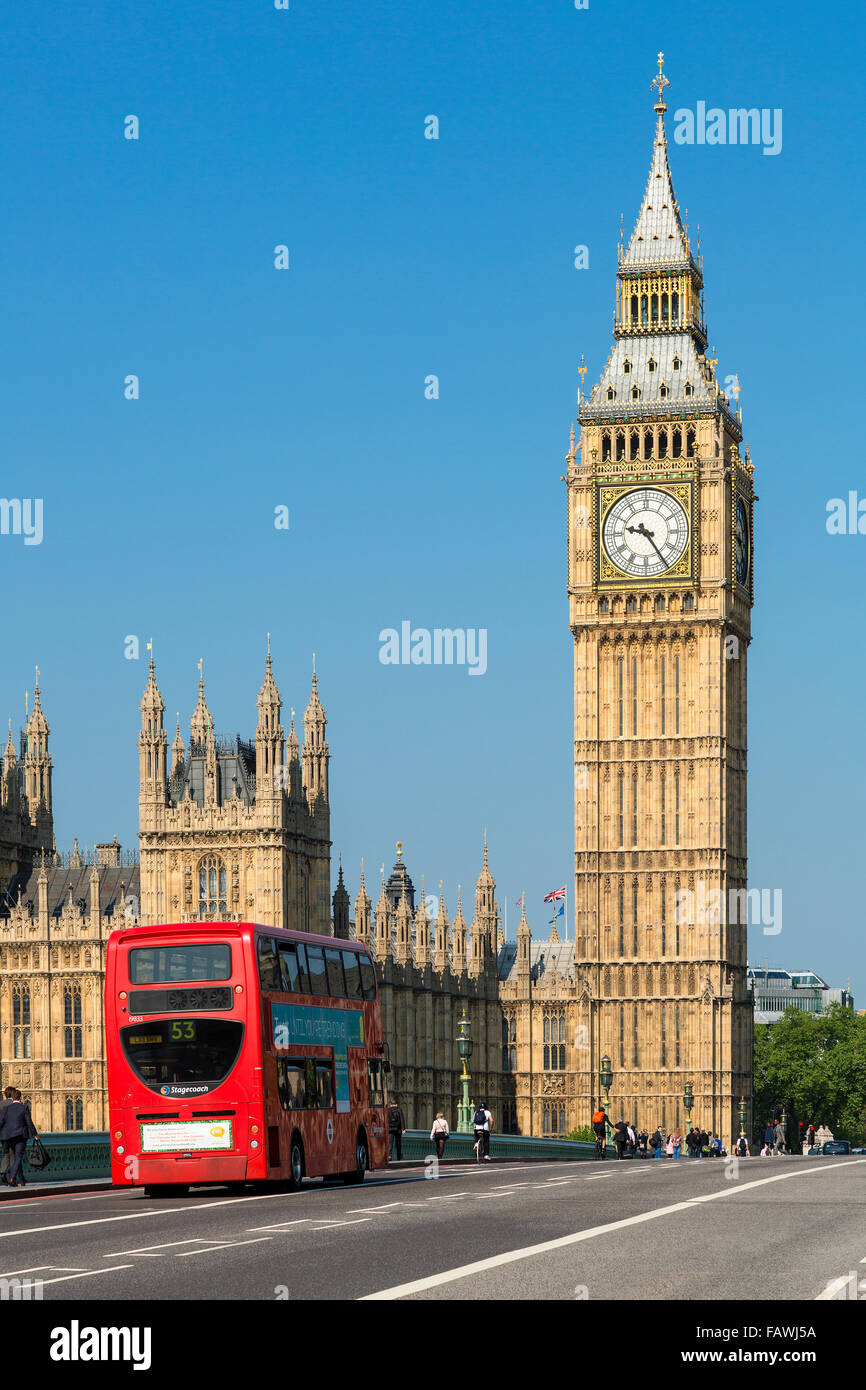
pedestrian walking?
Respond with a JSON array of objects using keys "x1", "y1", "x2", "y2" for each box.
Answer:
[
  {"x1": 637, "y1": 1126, "x2": 648, "y2": 1158},
  {"x1": 763, "y1": 1122, "x2": 774, "y2": 1154},
  {"x1": 0, "y1": 1088, "x2": 37, "y2": 1188},
  {"x1": 735, "y1": 1134, "x2": 749, "y2": 1157},
  {"x1": 613, "y1": 1120, "x2": 629, "y2": 1159},
  {"x1": 650, "y1": 1126, "x2": 664, "y2": 1159},
  {"x1": 0, "y1": 1086, "x2": 17, "y2": 1186},
  {"x1": 685, "y1": 1126, "x2": 699, "y2": 1158},
  {"x1": 806, "y1": 1124, "x2": 816, "y2": 1150},
  {"x1": 626, "y1": 1122, "x2": 636, "y2": 1158},
  {"x1": 699, "y1": 1127, "x2": 709, "y2": 1157},
  {"x1": 665, "y1": 1133, "x2": 674, "y2": 1158},
  {"x1": 388, "y1": 1099, "x2": 406, "y2": 1161},
  {"x1": 773, "y1": 1121, "x2": 785, "y2": 1155},
  {"x1": 670, "y1": 1128, "x2": 683, "y2": 1160},
  {"x1": 430, "y1": 1113, "x2": 449, "y2": 1161}
]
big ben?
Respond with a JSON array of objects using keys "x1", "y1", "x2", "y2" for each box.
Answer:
[{"x1": 568, "y1": 56, "x2": 754, "y2": 1149}]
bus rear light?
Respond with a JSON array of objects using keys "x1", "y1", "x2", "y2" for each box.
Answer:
[
  {"x1": 250, "y1": 1124, "x2": 259, "y2": 1135},
  {"x1": 119, "y1": 991, "x2": 127, "y2": 1000},
  {"x1": 116, "y1": 1146, "x2": 125, "y2": 1155},
  {"x1": 234, "y1": 985, "x2": 243, "y2": 994},
  {"x1": 114, "y1": 1130, "x2": 123, "y2": 1140},
  {"x1": 250, "y1": 1140, "x2": 259, "y2": 1149}
]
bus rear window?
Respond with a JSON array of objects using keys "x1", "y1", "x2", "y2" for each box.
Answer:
[
  {"x1": 129, "y1": 945, "x2": 232, "y2": 984},
  {"x1": 277, "y1": 1058, "x2": 334, "y2": 1110}
]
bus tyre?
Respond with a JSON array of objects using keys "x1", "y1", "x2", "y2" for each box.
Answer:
[
  {"x1": 288, "y1": 1135, "x2": 304, "y2": 1191},
  {"x1": 143, "y1": 1184, "x2": 189, "y2": 1197},
  {"x1": 342, "y1": 1132, "x2": 368, "y2": 1185}
]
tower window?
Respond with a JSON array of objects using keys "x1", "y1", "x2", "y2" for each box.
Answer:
[
  {"x1": 672, "y1": 427, "x2": 682, "y2": 458},
  {"x1": 616, "y1": 432, "x2": 626, "y2": 460},
  {"x1": 626, "y1": 596, "x2": 637, "y2": 613},
  {"x1": 683, "y1": 593, "x2": 695, "y2": 612},
  {"x1": 599, "y1": 597, "x2": 610, "y2": 614},
  {"x1": 672, "y1": 355, "x2": 681, "y2": 371},
  {"x1": 640, "y1": 295, "x2": 648, "y2": 326},
  {"x1": 199, "y1": 853, "x2": 228, "y2": 919},
  {"x1": 607, "y1": 386, "x2": 615, "y2": 401},
  {"x1": 602, "y1": 432, "x2": 612, "y2": 461},
  {"x1": 618, "y1": 656, "x2": 624, "y2": 735},
  {"x1": 631, "y1": 386, "x2": 640, "y2": 401},
  {"x1": 630, "y1": 430, "x2": 639, "y2": 461},
  {"x1": 661, "y1": 881, "x2": 666, "y2": 954},
  {"x1": 618, "y1": 772, "x2": 624, "y2": 846},
  {"x1": 672, "y1": 294, "x2": 679, "y2": 325},
  {"x1": 655, "y1": 595, "x2": 665, "y2": 612},
  {"x1": 643, "y1": 429, "x2": 653, "y2": 461},
  {"x1": 661, "y1": 293, "x2": 669, "y2": 323},
  {"x1": 660, "y1": 654, "x2": 666, "y2": 736},
  {"x1": 686, "y1": 426, "x2": 696, "y2": 457},
  {"x1": 64, "y1": 985, "x2": 82, "y2": 1058},
  {"x1": 661, "y1": 770, "x2": 666, "y2": 845},
  {"x1": 632, "y1": 656, "x2": 638, "y2": 736},
  {"x1": 660, "y1": 383, "x2": 668, "y2": 399},
  {"x1": 648, "y1": 357, "x2": 656, "y2": 373},
  {"x1": 659, "y1": 429, "x2": 668, "y2": 459},
  {"x1": 651, "y1": 293, "x2": 659, "y2": 324},
  {"x1": 623, "y1": 359, "x2": 631, "y2": 374},
  {"x1": 684, "y1": 382, "x2": 694, "y2": 398},
  {"x1": 618, "y1": 882, "x2": 624, "y2": 956}
]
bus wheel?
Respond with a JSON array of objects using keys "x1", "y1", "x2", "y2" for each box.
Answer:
[
  {"x1": 143, "y1": 1184, "x2": 189, "y2": 1197},
  {"x1": 288, "y1": 1135, "x2": 304, "y2": 1191},
  {"x1": 342, "y1": 1132, "x2": 369, "y2": 1185},
  {"x1": 225, "y1": 1182, "x2": 246, "y2": 1195}
]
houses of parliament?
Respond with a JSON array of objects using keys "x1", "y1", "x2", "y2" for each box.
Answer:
[{"x1": 0, "y1": 59, "x2": 754, "y2": 1145}]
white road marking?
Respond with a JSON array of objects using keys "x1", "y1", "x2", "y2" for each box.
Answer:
[
  {"x1": 816, "y1": 1273, "x2": 854, "y2": 1300},
  {"x1": 584, "y1": 1175, "x2": 611, "y2": 1180},
  {"x1": 310, "y1": 1219, "x2": 372, "y2": 1230},
  {"x1": 0, "y1": 1264, "x2": 55, "y2": 1278},
  {"x1": 40, "y1": 1265, "x2": 135, "y2": 1286},
  {"x1": 361, "y1": 1159, "x2": 866, "y2": 1300},
  {"x1": 476, "y1": 1191, "x2": 517, "y2": 1199},
  {"x1": 103, "y1": 1238, "x2": 212, "y2": 1257},
  {"x1": 424, "y1": 1192, "x2": 470, "y2": 1201},
  {"x1": 175, "y1": 1238, "x2": 273, "y2": 1257},
  {"x1": 247, "y1": 1220, "x2": 312, "y2": 1233}
]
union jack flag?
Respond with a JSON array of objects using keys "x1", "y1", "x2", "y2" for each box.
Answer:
[{"x1": 544, "y1": 887, "x2": 566, "y2": 903}]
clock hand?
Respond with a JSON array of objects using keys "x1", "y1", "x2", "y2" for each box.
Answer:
[{"x1": 633, "y1": 521, "x2": 668, "y2": 566}]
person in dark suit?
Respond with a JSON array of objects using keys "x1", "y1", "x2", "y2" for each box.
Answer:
[
  {"x1": 0, "y1": 1087, "x2": 17, "y2": 1185},
  {"x1": 0, "y1": 1087, "x2": 37, "y2": 1188}
]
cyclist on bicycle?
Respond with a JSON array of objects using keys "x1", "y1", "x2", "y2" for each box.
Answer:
[{"x1": 592, "y1": 1107, "x2": 609, "y2": 1159}]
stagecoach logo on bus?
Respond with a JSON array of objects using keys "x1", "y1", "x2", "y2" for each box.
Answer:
[
  {"x1": 159, "y1": 1084, "x2": 210, "y2": 1097},
  {"x1": 272, "y1": 1004, "x2": 365, "y2": 1115}
]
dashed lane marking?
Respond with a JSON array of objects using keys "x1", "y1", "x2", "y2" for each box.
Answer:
[
  {"x1": 309, "y1": 1219, "x2": 372, "y2": 1230},
  {"x1": 175, "y1": 1238, "x2": 272, "y2": 1257},
  {"x1": 40, "y1": 1265, "x2": 135, "y2": 1286}
]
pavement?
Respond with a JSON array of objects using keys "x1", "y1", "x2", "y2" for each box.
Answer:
[{"x1": 0, "y1": 1154, "x2": 862, "y2": 1300}]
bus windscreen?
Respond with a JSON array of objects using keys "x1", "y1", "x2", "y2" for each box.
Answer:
[{"x1": 120, "y1": 1018, "x2": 243, "y2": 1094}]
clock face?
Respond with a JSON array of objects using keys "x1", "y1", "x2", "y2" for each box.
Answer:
[
  {"x1": 602, "y1": 488, "x2": 690, "y2": 578},
  {"x1": 735, "y1": 496, "x2": 749, "y2": 587}
]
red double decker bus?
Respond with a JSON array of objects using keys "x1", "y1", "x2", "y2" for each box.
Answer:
[{"x1": 105, "y1": 922, "x2": 390, "y2": 1195}]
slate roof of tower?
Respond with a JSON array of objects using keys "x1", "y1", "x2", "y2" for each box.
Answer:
[
  {"x1": 498, "y1": 940, "x2": 575, "y2": 983},
  {"x1": 622, "y1": 112, "x2": 692, "y2": 268},
  {"x1": 1, "y1": 863, "x2": 141, "y2": 919}
]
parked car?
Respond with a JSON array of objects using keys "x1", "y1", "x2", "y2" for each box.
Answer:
[
  {"x1": 851, "y1": 1146, "x2": 866, "y2": 1155},
  {"x1": 820, "y1": 1140, "x2": 851, "y2": 1155}
]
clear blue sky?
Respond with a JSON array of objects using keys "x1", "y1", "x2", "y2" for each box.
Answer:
[{"x1": 2, "y1": 2, "x2": 863, "y2": 1000}]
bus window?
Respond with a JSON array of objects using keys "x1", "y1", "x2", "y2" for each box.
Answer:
[
  {"x1": 314, "y1": 1062, "x2": 334, "y2": 1110},
  {"x1": 359, "y1": 953, "x2": 377, "y2": 1000},
  {"x1": 342, "y1": 951, "x2": 363, "y2": 1000},
  {"x1": 278, "y1": 944, "x2": 301, "y2": 994},
  {"x1": 277, "y1": 1059, "x2": 307, "y2": 1110},
  {"x1": 367, "y1": 1058, "x2": 386, "y2": 1108},
  {"x1": 324, "y1": 948, "x2": 346, "y2": 997},
  {"x1": 121, "y1": 1019, "x2": 243, "y2": 1092},
  {"x1": 294, "y1": 942, "x2": 310, "y2": 994},
  {"x1": 130, "y1": 944, "x2": 231, "y2": 984},
  {"x1": 257, "y1": 936, "x2": 281, "y2": 991},
  {"x1": 305, "y1": 946, "x2": 328, "y2": 995}
]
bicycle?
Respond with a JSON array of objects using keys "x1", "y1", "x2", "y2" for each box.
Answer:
[{"x1": 594, "y1": 1130, "x2": 606, "y2": 1160}]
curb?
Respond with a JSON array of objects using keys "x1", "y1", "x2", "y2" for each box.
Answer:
[{"x1": 0, "y1": 1180, "x2": 114, "y2": 1201}]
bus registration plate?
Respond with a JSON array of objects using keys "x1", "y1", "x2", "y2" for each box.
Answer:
[{"x1": 140, "y1": 1120, "x2": 234, "y2": 1153}]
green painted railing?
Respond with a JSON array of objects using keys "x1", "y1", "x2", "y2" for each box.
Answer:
[
  {"x1": 395, "y1": 1131, "x2": 600, "y2": 1162},
  {"x1": 22, "y1": 1132, "x2": 111, "y2": 1181},
  {"x1": 15, "y1": 1130, "x2": 603, "y2": 1184}
]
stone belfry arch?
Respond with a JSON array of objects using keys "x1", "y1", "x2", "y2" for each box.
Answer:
[{"x1": 566, "y1": 56, "x2": 755, "y2": 1147}]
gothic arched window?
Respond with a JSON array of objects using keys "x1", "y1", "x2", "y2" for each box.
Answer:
[
  {"x1": 198, "y1": 854, "x2": 227, "y2": 920},
  {"x1": 63, "y1": 984, "x2": 82, "y2": 1058},
  {"x1": 12, "y1": 986, "x2": 31, "y2": 1059}
]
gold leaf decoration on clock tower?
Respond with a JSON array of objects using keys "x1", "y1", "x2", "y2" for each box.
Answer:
[{"x1": 566, "y1": 54, "x2": 756, "y2": 1148}]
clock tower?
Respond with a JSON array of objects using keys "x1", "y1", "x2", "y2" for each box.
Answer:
[{"x1": 567, "y1": 56, "x2": 755, "y2": 1147}]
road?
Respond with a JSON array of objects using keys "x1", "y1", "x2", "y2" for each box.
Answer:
[{"x1": 1, "y1": 1156, "x2": 863, "y2": 1301}]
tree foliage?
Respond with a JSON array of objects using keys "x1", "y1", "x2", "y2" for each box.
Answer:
[{"x1": 752, "y1": 1004, "x2": 866, "y2": 1144}]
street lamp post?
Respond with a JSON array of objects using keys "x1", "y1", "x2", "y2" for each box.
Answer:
[
  {"x1": 599, "y1": 1054, "x2": 613, "y2": 1148},
  {"x1": 683, "y1": 1081, "x2": 694, "y2": 1133},
  {"x1": 456, "y1": 1011, "x2": 473, "y2": 1134},
  {"x1": 737, "y1": 1096, "x2": 746, "y2": 1139}
]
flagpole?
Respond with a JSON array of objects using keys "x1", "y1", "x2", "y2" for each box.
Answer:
[{"x1": 565, "y1": 884, "x2": 569, "y2": 943}]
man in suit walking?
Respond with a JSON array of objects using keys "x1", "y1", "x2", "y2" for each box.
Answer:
[{"x1": 0, "y1": 1087, "x2": 37, "y2": 1188}]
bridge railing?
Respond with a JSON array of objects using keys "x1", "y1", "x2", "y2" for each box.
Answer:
[{"x1": 17, "y1": 1130, "x2": 601, "y2": 1183}]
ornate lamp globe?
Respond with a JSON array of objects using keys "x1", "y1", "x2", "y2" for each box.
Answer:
[
  {"x1": 599, "y1": 1054, "x2": 613, "y2": 1095},
  {"x1": 456, "y1": 1010, "x2": 473, "y2": 1064}
]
